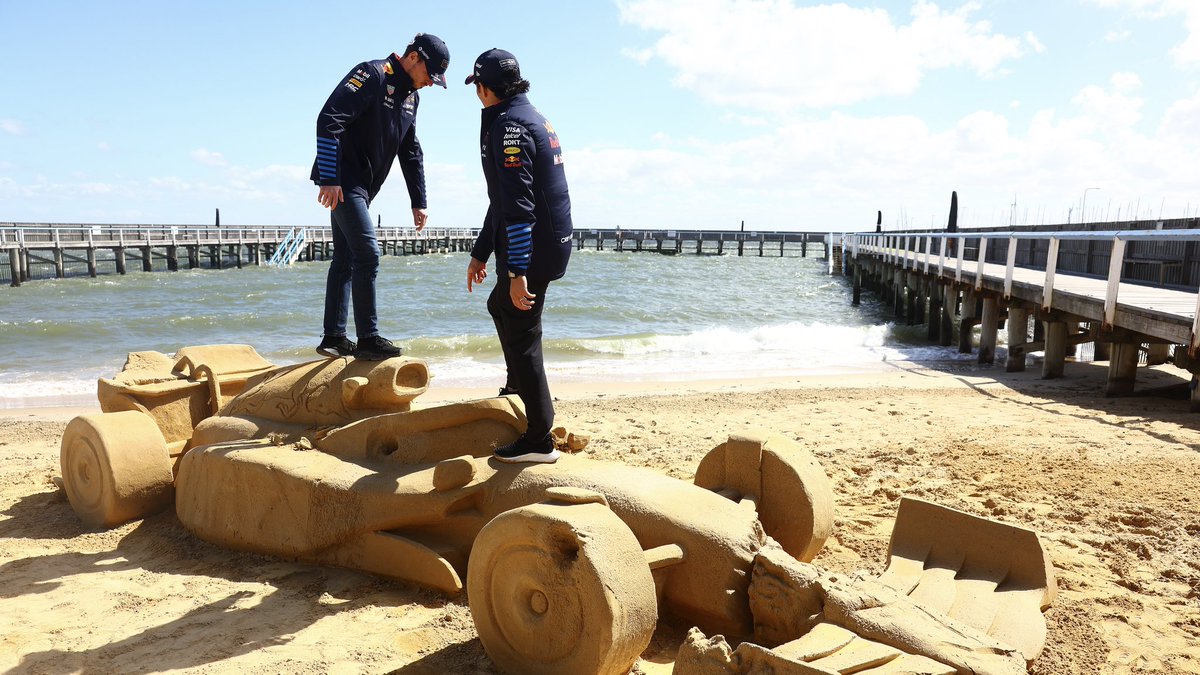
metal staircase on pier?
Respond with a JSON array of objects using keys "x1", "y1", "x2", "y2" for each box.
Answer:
[{"x1": 267, "y1": 228, "x2": 306, "y2": 266}]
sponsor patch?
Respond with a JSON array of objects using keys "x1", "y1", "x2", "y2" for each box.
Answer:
[
  {"x1": 543, "y1": 120, "x2": 556, "y2": 134},
  {"x1": 387, "y1": 85, "x2": 395, "y2": 96},
  {"x1": 383, "y1": 62, "x2": 394, "y2": 75},
  {"x1": 549, "y1": 137, "x2": 561, "y2": 149},
  {"x1": 503, "y1": 147, "x2": 521, "y2": 155},
  {"x1": 504, "y1": 155, "x2": 521, "y2": 168},
  {"x1": 554, "y1": 154, "x2": 564, "y2": 165}
]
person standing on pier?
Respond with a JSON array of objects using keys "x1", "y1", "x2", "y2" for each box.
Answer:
[
  {"x1": 464, "y1": 49, "x2": 573, "y2": 464},
  {"x1": 311, "y1": 33, "x2": 449, "y2": 360}
]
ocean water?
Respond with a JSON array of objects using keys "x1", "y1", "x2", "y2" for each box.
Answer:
[{"x1": 0, "y1": 249, "x2": 967, "y2": 407}]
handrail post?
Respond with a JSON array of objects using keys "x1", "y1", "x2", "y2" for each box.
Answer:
[
  {"x1": 1004, "y1": 235, "x2": 1017, "y2": 299},
  {"x1": 1042, "y1": 237, "x2": 1061, "y2": 311},
  {"x1": 974, "y1": 237, "x2": 988, "y2": 291},
  {"x1": 954, "y1": 235, "x2": 963, "y2": 283},
  {"x1": 1103, "y1": 236, "x2": 1127, "y2": 329}
]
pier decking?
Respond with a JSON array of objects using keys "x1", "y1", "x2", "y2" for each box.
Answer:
[{"x1": 843, "y1": 226, "x2": 1200, "y2": 409}]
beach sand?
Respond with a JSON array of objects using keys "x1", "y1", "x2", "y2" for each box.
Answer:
[{"x1": 2, "y1": 361, "x2": 1199, "y2": 674}]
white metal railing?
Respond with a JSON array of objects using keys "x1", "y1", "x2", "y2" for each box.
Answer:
[
  {"x1": 267, "y1": 228, "x2": 306, "y2": 266},
  {"x1": 0, "y1": 224, "x2": 481, "y2": 247},
  {"x1": 845, "y1": 228, "x2": 1200, "y2": 356}
]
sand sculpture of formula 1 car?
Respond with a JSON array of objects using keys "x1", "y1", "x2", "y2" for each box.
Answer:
[{"x1": 58, "y1": 345, "x2": 1056, "y2": 675}]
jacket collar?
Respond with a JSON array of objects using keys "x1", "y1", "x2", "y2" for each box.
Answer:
[
  {"x1": 481, "y1": 93, "x2": 529, "y2": 128},
  {"x1": 385, "y1": 54, "x2": 416, "y2": 97}
]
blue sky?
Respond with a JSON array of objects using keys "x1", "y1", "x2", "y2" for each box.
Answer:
[{"x1": 2, "y1": 0, "x2": 1199, "y2": 231}]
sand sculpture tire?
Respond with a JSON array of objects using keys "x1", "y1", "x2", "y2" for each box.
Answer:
[
  {"x1": 60, "y1": 411, "x2": 174, "y2": 529},
  {"x1": 467, "y1": 495, "x2": 658, "y2": 675},
  {"x1": 694, "y1": 434, "x2": 834, "y2": 562}
]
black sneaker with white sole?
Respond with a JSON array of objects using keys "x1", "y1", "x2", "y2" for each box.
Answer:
[
  {"x1": 353, "y1": 335, "x2": 402, "y2": 361},
  {"x1": 494, "y1": 433, "x2": 560, "y2": 464},
  {"x1": 316, "y1": 335, "x2": 356, "y2": 358}
]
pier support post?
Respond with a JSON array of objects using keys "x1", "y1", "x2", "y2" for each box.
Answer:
[
  {"x1": 86, "y1": 247, "x2": 97, "y2": 277},
  {"x1": 978, "y1": 296, "x2": 999, "y2": 364},
  {"x1": 852, "y1": 263, "x2": 862, "y2": 306},
  {"x1": 232, "y1": 244, "x2": 242, "y2": 269},
  {"x1": 958, "y1": 289, "x2": 977, "y2": 354},
  {"x1": 893, "y1": 270, "x2": 904, "y2": 319},
  {"x1": 1105, "y1": 341, "x2": 1140, "y2": 396},
  {"x1": 914, "y1": 279, "x2": 926, "y2": 324},
  {"x1": 141, "y1": 246, "x2": 153, "y2": 272},
  {"x1": 8, "y1": 249, "x2": 21, "y2": 287},
  {"x1": 188, "y1": 246, "x2": 199, "y2": 269},
  {"x1": 927, "y1": 284, "x2": 942, "y2": 341},
  {"x1": 940, "y1": 285, "x2": 955, "y2": 347},
  {"x1": 1042, "y1": 320, "x2": 1068, "y2": 379},
  {"x1": 166, "y1": 246, "x2": 178, "y2": 271},
  {"x1": 115, "y1": 247, "x2": 127, "y2": 275},
  {"x1": 1146, "y1": 343, "x2": 1171, "y2": 365},
  {"x1": 1005, "y1": 306, "x2": 1029, "y2": 372},
  {"x1": 801, "y1": 239, "x2": 807, "y2": 258}
]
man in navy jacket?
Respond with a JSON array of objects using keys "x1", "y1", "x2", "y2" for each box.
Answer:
[
  {"x1": 465, "y1": 49, "x2": 573, "y2": 463},
  {"x1": 311, "y1": 33, "x2": 449, "y2": 360}
]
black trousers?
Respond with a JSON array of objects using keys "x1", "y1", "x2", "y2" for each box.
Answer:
[{"x1": 487, "y1": 275, "x2": 553, "y2": 439}]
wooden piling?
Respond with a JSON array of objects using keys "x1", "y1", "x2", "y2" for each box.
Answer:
[
  {"x1": 958, "y1": 289, "x2": 977, "y2": 354},
  {"x1": 1105, "y1": 341, "x2": 1140, "y2": 396},
  {"x1": 978, "y1": 296, "x2": 999, "y2": 364},
  {"x1": 940, "y1": 285, "x2": 955, "y2": 347},
  {"x1": 1005, "y1": 307, "x2": 1028, "y2": 372},
  {"x1": 1042, "y1": 320, "x2": 1067, "y2": 379},
  {"x1": 86, "y1": 247, "x2": 97, "y2": 277}
]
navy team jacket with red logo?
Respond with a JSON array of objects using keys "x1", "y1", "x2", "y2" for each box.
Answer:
[
  {"x1": 310, "y1": 54, "x2": 426, "y2": 206},
  {"x1": 470, "y1": 93, "x2": 573, "y2": 282}
]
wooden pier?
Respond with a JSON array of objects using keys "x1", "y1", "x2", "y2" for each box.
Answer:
[
  {"x1": 0, "y1": 224, "x2": 477, "y2": 286},
  {"x1": 575, "y1": 228, "x2": 826, "y2": 257},
  {"x1": 842, "y1": 224, "x2": 1200, "y2": 410},
  {"x1": 1, "y1": 224, "x2": 835, "y2": 285}
]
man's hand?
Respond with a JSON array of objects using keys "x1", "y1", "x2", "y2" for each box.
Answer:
[
  {"x1": 318, "y1": 185, "x2": 343, "y2": 210},
  {"x1": 467, "y1": 257, "x2": 487, "y2": 292},
  {"x1": 509, "y1": 275, "x2": 535, "y2": 310},
  {"x1": 412, "y1": 207, "x2": 428, "y2": 232}
]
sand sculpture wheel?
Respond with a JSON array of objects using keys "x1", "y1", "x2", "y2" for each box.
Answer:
[{"x1": 58, "y1": 345, "x2": 1055, "y2": 675}]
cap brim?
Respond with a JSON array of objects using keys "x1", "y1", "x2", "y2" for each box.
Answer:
[
  {"x1": 464, "y1": 73, "x2": 477, "y2": 85},
  {"x1": 430, "y1": 72, "x2": 447, "y2": 89}
]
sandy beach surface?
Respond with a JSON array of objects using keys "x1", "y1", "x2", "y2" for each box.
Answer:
[{"x1": 2, "y1": 361, "x2": 1199, "y2": 674}]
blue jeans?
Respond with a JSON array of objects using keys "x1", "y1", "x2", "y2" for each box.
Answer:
[{"x1": 322, "y1": 190, "x2": 380, "y2": 339}]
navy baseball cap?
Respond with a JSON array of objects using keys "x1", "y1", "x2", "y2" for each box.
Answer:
[
  {"x1": 464, "y1": 48, "x2": 521, "y2": 89},
  {"x1": 409, "y1": 33, "x2": 450, "y2": 88}
]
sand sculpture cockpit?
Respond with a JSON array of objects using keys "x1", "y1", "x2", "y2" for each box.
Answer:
[{"x1": 58, "y1": 345, "x2": 1056, "y2": 675}]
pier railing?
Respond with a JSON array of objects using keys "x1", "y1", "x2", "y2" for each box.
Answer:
[
  {"x1": 0, "y1": 224, "x2": 481, "y2": 286},
  {"x1": 845, "y1": 228, "x2": 1200, "y2": 354}
]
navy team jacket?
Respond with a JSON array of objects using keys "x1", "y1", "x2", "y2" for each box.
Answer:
[
  {"x1": 310, "y1": 54, "x2": 426, "y2": 206},
  {"x1": 470, "y1": 94, "x2": 572, "y2": 282}
]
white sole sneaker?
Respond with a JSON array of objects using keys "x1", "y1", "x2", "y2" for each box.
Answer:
[{"x1": 494, "y1": 448, "x2": 561, "y2": 464}]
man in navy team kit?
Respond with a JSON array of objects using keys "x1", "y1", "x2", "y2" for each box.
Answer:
[
  {"x1": 311, "y1": 33, "x2": 449, "y2": 361},
  {"x1": 465, "y1": 49, "x2": 573, "y2": 464}
]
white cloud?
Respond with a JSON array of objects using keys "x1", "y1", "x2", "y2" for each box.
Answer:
[
  {"x1": 616, "y1": 0, "x2": 1030, "y2": 110},
  {"x1": 1, "y1": 119, "x2": 25, "y2": 135},
  {"x1": 191, "y1": 149, "x2": 228, "y2": 167},
  {"x1": 558, "y1": 73, "x2": 1200, "y2": 230},
  {"x1": 1105, "y1": 29, "x2": 1132, "y2": 42},
  {"x1": 97, "y1": 142, "x2": 111, "y2": 151},
  {"x1": 1088, "y1": 0, "x2": 1200, "y2": 66}
]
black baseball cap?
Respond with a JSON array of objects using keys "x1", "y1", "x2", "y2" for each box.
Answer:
[
  {"x1": 463, "y1": 48, "x2": 521, "y2": 89},
  {"x1": 408, "y1": 33, "x2": 450, "y2": 88}
]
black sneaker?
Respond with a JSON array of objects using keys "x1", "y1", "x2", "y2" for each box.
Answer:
[
  {"x1": 353, "y1": 335, "x2": 402, "y2": 361},
  {"x1": 316, "y1": 335, "x2": 356, "y2": 358},
  {"x1": 494, "y1": 433, "x2": 560, "y2": 464}
]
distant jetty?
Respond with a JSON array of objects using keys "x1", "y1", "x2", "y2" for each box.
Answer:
[{"x1": 0, "y1": 224, "x2": 832, "y2": 286}]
